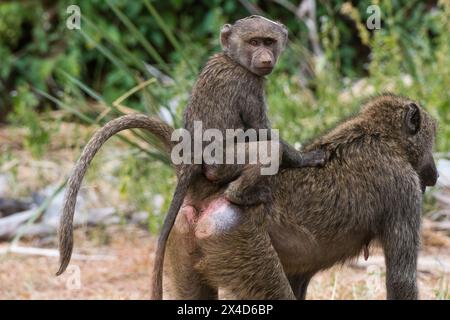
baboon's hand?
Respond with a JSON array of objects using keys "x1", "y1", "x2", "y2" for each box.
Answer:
[{"x1": 297, "y1": 149, "x2": 327, "y2": 168}]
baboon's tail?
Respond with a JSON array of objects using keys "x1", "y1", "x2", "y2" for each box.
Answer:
[
  {"x1": 150, "y1": 167, "x2": 198, "y2": 300},
  {"x1": 56, "y1": 114, "x2": 174, "y2": 276}
]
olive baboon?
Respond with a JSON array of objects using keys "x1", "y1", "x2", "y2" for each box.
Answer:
[
  {"x1": 164, "y1": 94, "x2": 438, "y2": 300},
  {"x1": 56, "y1": 15, "x2": 325, "y2": 301}
]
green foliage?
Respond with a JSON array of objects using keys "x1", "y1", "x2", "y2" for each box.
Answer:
[
  {"x1": 265, "y1": 0, "x2": 450, "y2": 151},
  {"x1": 116, "y1": 152, "x2": 174, "y2": 233},
  {"x1": 8, "y1": 84, "x2": 51, "y2": 157}
]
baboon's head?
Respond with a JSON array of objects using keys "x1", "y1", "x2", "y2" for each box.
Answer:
[
  {"x1": 220, "y1": 15, "x2": 288, "y2": 76},
  {"x1": 363, "y1": 94, "x2": 439, "y2": 192}
]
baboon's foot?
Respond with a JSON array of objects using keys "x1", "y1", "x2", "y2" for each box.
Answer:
[
  {"x1": 224, "y1": 184, "x2": 272, "y2": 206},
  {"x1": 298, "y1": 149, "x2": 327, "y2": 167},
  {"x1": 195, "y1": 197, "x2": 242, "y2": 239}
]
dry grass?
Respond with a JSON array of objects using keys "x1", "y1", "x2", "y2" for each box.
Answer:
[{"x1": 0, "y1": 225, "x2": 448, "y2": 300}]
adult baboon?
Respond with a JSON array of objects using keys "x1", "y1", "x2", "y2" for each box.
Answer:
[{"x1": 165, "y1": 94, "x2": 438, "y2": 300}]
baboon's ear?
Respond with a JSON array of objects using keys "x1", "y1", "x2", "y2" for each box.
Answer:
[
  {"x1": 220, "y1": 24, "x2": 232, "y2": 51},
  {"x1": 404, "y1": 102, "x2": 421, "y2": 135},
  {"x1": 277, "y1": 22, "x2": 289, "y2": 47}
]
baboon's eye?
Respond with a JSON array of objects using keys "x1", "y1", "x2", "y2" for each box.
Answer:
[
  {"x1": 263, "y1": 39, "x2": 274, "y2": 46},
  {"x1": 249, "y1": 39, "x2": 259, "y2": 46}
]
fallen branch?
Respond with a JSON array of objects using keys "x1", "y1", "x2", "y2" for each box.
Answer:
[
  {"x1": 351, "y1": 255, "x2": 450, "y2": 273},
  {"x1": 433, "y1": 191, "x2": 450, "y2": 206},
  {"x1": 0, "y1": 245, "x2": 115, "y2": 261},
  {"x1": 428, "y1": 209, "x2": 450, "y2": 221},
  {"x1": 0, "y1": 198, "x2": 31, "y2": 217},
  {"x1": 428, "y1": 221, "x2": 450, "y2": 233},
  {"x1": 0, "y1": 210, "x2": 35, "y2": 240},
  {"x1": 11, "y1": 179, "x2": 66, "y2": 246}
]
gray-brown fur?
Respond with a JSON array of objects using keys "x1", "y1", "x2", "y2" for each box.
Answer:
[{"x1": 164, "y1": 94, "x2": 438, "y2": 300}]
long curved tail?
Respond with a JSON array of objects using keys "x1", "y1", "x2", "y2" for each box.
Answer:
[
  {"x1": 150, "y1": 167, "x2": 198, "y2": 300},
  {"x1": 56, "y1": 114, "x2": 174, "y2": 276}
]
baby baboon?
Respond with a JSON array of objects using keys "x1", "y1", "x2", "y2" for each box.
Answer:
[
  {"x1": 164, "y1": 94, "x2": 438, "y2": 300},
  {"x1": 56, "y1": 15, "x2": 325, "y2": 301}
]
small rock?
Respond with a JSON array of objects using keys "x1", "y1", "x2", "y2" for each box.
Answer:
[
  {"x1": 19, "y1": 223, "x2": 56, "y2": 238},
  {"x1": 131, "y1": 211, "x2": 149, "y2": 225},
  {"x1": 84, "y1": 207, "x2": 117, "y2": 225},
  {"x1": 437, "y1": 159, "x2": 450, "y2": 187},
  {"x1": 39, "y1": 184, "x2": 88, "y2": 227},
  {"x1": 0, "y1": 174, "x2": 9, "y2": 196}
]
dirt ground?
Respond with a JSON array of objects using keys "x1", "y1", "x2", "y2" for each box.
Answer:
[{"x1": 0, "y1": 224, "x2": 448, "y2": 300}]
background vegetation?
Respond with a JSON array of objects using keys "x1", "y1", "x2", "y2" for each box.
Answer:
[{"x1": 0, "y1": 0, "x2": 449, "y2": 229}]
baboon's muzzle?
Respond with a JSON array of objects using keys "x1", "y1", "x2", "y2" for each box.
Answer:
[{"x1": 420, "y1": 161, "x2": 439, "y2": 192}]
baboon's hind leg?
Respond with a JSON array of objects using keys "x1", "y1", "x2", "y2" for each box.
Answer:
[
  {"x1": 164, "y1": 205, "x2": 218, "y2": 299},
  {"x1": 196, "y1": 204, "x2": 295, "y2": 300}
]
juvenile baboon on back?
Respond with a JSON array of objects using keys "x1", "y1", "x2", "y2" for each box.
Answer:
[
  {"x1": 56, "y1": 15, "x2": 326, "y2": 300},
  {"x1": 165, "y1": 94, "x2": 438, "y2": 299}
]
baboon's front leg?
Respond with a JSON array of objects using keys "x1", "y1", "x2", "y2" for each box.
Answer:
[
  {"x1": 381, "y1": 209, "x2": 420, "y2": 300},
  {"x1": 288, "y1": 273, "x2": 314, "y2": 300}
]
